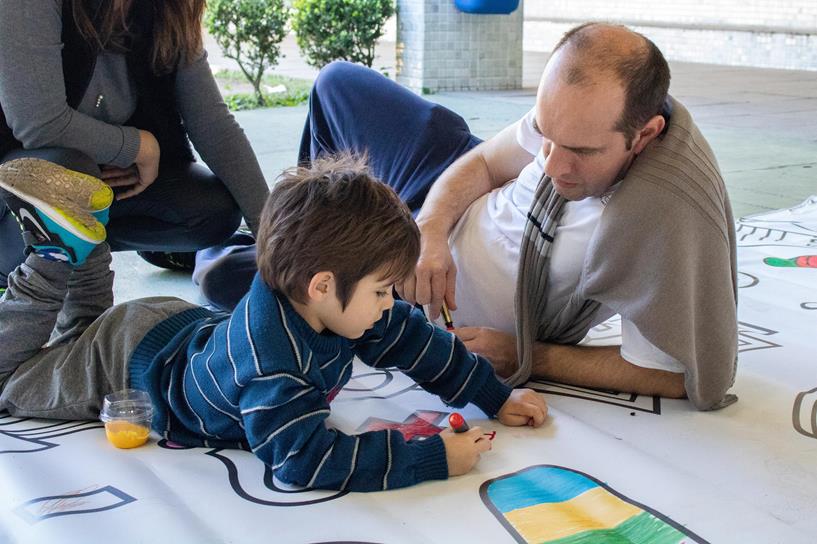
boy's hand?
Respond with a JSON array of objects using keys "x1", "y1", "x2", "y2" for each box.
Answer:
[
  {"x1": 440, "y1": 426, "x2": 492, "y2": 476},
  {"x1": 497, "y1": 389, "x2": 548, "y2": 427}
]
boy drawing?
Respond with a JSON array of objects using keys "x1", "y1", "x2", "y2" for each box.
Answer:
[{"x1": 0, "y1": 154, "x2": 547, "y2": 491}]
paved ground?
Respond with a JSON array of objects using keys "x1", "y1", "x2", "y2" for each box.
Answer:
[{"x1": 112, "y1": 38, "x2": 817, "y2": 304}]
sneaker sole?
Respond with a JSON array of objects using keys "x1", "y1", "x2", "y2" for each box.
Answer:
[{"x1": 0, "y1": 159, "x2": 112, "y2": 243}]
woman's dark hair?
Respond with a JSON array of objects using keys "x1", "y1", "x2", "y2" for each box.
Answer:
[{"x1": 71, "y1": 0, "x2": 205, "y2": 74}]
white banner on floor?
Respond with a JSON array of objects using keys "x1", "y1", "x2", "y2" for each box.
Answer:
[{"x1": 2, "y1": 198, "x2": 817, "y2": 543}]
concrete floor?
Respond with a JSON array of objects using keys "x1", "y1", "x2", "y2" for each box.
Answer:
[{"x1": 112, "y1": 39, "x2": 817, "y2": 304}]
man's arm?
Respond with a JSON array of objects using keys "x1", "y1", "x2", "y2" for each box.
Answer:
[
  {"x1": 401, "y1": 122, "x2": 535, "y2": 318},
  {"x1": 455, "y1": 327, "x2": 686, "y2": 399}
]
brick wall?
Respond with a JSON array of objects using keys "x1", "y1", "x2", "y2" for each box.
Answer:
[{"x1": 524, "y1": 1, "x2": 817, "y2": 71}]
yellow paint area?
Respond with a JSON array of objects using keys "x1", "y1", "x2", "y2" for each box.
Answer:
[{"x1": 504, "y1": 486, "x2": 642, "y2": 542}]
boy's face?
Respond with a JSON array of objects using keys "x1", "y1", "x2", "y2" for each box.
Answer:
[{"x1": 318, "y1": 272, "x2": 396, "y2": 339}]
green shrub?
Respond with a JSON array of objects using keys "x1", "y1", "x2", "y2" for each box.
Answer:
[
  {"x1": 291, "y1": 0, "x2": 394, "y2": 68},
  {"x1": 205, "y1": 0, "x2": 289, "y2": 106}
]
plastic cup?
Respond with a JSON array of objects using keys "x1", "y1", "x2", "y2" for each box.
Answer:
[{"x1": 99, "y1": 389, "x2": 153, "y2": 449}]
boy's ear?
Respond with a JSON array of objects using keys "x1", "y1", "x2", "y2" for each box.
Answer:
[{"x1": 306, "y1": 271, "x2": 335, "y2": 302}]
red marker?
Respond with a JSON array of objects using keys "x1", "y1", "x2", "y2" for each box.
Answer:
[{"x1": 449, "y1": 412, "x2": 470, "y2": 433}]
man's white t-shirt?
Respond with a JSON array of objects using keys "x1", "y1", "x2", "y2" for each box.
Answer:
[{"x1": 445, "y1": 108, "x2": 684, "y2": 374}]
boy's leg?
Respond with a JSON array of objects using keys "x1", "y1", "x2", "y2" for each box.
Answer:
[
  {"x1": 0, "y1": 148, "x2": 103, "y2": 288},
  {"x1": 0, "y1": 253, "x2": 72, "y2": 387},
  {"x1": 0, "y1": 151, "x2": 112, "y2": 267},
  {"x1": 0, "y1": 296, "x2": 197, "y2": 420},
  {"x1": 50, "y1": 243, "x2": 114, "y2": 345}
]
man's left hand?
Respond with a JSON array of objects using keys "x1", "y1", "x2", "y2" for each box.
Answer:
[
  {"x1": 454, "y1": 326, "x2": 518, "y2": 377},
  {"x1": 497, "y1": 389, "x2": 548, "y2": 428}
]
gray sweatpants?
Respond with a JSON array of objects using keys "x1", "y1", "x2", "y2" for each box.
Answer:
[{"x1": 0, "y1": 245, "x2": 196, "y2": 420}]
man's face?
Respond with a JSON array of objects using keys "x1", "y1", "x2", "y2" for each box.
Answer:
[{"x1": 533, "y1": 63, "x2": 639, "y2": 201}]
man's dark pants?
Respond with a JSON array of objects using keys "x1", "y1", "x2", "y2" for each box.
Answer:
[{"x1": 194, "y1": 61, "x2": 482, "y2": 310}]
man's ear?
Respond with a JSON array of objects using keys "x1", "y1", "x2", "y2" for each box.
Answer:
[
  {"x1": 306, "y1": 271, "x2": 335, "y2": 302},
  {"x1": 632, "y1": 114, "x2": 666, "y2": 155}
]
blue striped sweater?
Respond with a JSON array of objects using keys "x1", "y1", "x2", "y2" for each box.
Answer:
[{"x1": 130, "y1": 274, "x2": 512, "y2": 492}]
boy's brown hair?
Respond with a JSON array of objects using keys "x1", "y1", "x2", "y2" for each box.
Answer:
[{"x1": 256, "y1": 154, "x2": 420, "y2": 309}]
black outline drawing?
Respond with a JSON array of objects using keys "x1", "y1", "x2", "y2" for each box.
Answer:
[
  {"x1": 0, "y1": 411, "x2": 103, "y2": 454},
  {"x1": 793, "y1": 387, "x2": 817, "y2": 440},
  {"x1": 14, "y1": 485, "x2": 136, "y2": 524},
  {"x1": 801, "y1": 302, "x2": 817, "y2": 310},
  {"x1": 525, "y1": 380, "x2": 661, "y2": 414},
  {"x1": 736, "y1": 217, "x2": 817, "y2": 249},
  {"x1": 738, "y1": 271, "x2": 759, "y2": 289},
  {"x1": 480, "y1": 465, "x2": 709, "y2": 544},
  {"x1": 155, "y1": 439, "x2": 348, "y2": 507},
  {"x1": 204, "y1": 449, "x2": 349, "y2": 507},
  {"x1": 579, "y1": 316, "x2": 622, "y2": 347},
  {"x1": 335, "y1": 369, "x2": 424, "y2": 402},
  {"x1": 737, "y1": 321, "x2": 782, "y2": 353}
]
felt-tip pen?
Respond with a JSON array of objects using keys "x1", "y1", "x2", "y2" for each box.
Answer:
[
  {"x1": 449, "y1": 412, "x2": 470, "y2": 433},
  {"x1": 440, "y1": 302, "x2": 455, "y2": 331}
]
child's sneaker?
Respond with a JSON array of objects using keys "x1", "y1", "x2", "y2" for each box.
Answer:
[{"x1": 0, "y1": 158, "x2": 113, "y2": 265}]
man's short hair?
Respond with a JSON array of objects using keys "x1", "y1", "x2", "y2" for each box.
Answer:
[
  {"x1": 256, "y1": 153, "x2": 420, "y2": 309},
  {"x1": 553, "y1": 23, "x2": 671, "y2": 148}
]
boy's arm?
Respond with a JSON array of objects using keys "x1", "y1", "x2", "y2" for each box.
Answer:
[
  {"x1": 352, "y1": 301, "x2": 512, "y2": 417},
  {"x1": 238, "y1": 372, "x2": 448, "y2": 492}
]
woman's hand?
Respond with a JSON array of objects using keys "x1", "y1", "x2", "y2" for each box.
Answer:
[{"x1": 106, "y1": 129, "x2": 160, "y2": 200}]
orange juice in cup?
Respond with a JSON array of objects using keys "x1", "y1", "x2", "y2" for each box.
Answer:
[{"x1": 100, "y1": 389, "x2": 153, "y2": 449}]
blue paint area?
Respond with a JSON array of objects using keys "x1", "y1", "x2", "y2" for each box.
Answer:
[{"x1": 486, "y1": 465, "x2": 598, "y2": 512}]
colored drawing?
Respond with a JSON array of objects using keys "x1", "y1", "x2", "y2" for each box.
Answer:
[
  {"x1": 0, "y1": 410, "x2": 103, "y2": 454},
  {"x1": 481, "y1": 465, "x2": 708, "y2": 544},
  {"x1": 527, "y1": 380, "x2": 661, "y2": 414},
  {"x1": 14, "y1": 485, "x2": 135, "y2": 523},
  {"x1": 793, "y1": 387, "x2": 817, "y2": 440},
  {"x1": 764, "y1": 255, "x2": 817, "y2": 268},
  {"x1": 356, "y1": 410, "x2": 447, "y2": 440}
]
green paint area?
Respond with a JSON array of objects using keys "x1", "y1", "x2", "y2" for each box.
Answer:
[
  {"x1": 544, "y1": 511, "x2": 686, "y2": 544},
  {"x1": 765, "y1": 256, "x2": 817, "y2": 268}
]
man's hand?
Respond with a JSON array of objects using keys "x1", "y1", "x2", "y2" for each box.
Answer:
[
  {"x1": 454, "y1": 326, "x2": 518, "y2": 377},
  {"x1": 497, "y1": 389, "x2": 548, "y2": 427},
  {"x1": 108, "y1": 129, "x2": 160, "y2": 200},
  {"x1": 439, "y1": 426, "x2": 492, "y2": 476},
  {"x1": 397, "y1": 232, "x2": 457, "y2": 320}
]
